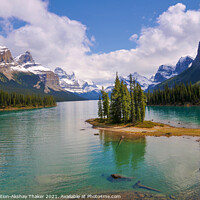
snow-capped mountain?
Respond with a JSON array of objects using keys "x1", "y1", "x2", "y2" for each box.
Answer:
[
  {"x1": 0, "y1": 45, "x2": 194, "y2": 100},
  {"x1": 54, "y1": 67, "x2": 99, "y2": 94},
  {"x1": 153, "y1": 65, "x2": 176, "y2": 83},
  {"x1": 152, "y1": 42, "x2": 200, "y2": 90},
  {"x1": 0, "y1": 49, "x2": 61, "y2": 93},
  {"x1": 119, "y1": 72, "x2": 153, "y2": 91},
  {"x1": 153, "y1": 56, "x2": 193, "y2": 84},
  {"x1": 147, "y1": 56, "x2": 194, "y2": 91},
  {"x1": 15, "y1": 51, "x2": 34, "y2": 65},
  {"x1": 174, "y1": 56, "x2": 193, "y2": 74},
  {"x1": 130, "y1": 72, "x2": 153, "y2": 90},
  {"x1": 13, "y1": 51, "x2": 51, "y2": 74},
  {"x1": 54, "y1": 67, "x2": 153, "y2": 98},
  {"x1": 0, "y1": 46, "x2": 85, "y2": 101},
  {"x1": 0, "y1": 46, "x2": 14, "y2": 64}
]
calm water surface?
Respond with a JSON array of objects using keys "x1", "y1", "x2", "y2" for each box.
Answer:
[
  {"x1": 146, "y1": 106, "x2": 200, "y2": 128},
  {"x1": 0, "y1": 101, "x2": 200, "y2": 197}
]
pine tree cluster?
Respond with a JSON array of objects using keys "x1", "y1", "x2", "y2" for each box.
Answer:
[
  {"x1": 0, "y1": 90, "x2": 56, "y2": 108},
  {"x1": 98, "y1": 73, "x2": 146, "y2": 124},
  {"x1": 147, "y1": 83, "x2": 200, "y2": 105}
]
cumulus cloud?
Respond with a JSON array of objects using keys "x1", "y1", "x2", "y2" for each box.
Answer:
[
  {"x1": 87, "y1": 3, "x2": 200, "y2": 82},
  {"x1": 0, "y1": 1, "x2": 200, "y2": 84},
  {"x1": 0, "y1": 0, "x2": 91, "y2": 69}
]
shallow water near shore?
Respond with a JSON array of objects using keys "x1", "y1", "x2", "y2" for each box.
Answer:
[
  {"x1": 0, "y1": 101, "x2": 200, "y2": 198},
  {"x1": 145, "y1": 106, "x2": 200, "y2": 128}
]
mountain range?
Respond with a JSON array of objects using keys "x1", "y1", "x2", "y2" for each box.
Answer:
[
  {"x1": 0, "y1": 47, "x2": 84, "y2": 101},
  {"x1": 54, "y1": 54, "x2": 194, "y2": 98},
  {"x1": 147, "y1": 56, "x2": 193, "y2": 91},
  {"x1": 153, "y1": 42, "x2": 200, "y2": 89},
  {"x1": 0, "y1": 42, "x2": 199, "y2": 101}
]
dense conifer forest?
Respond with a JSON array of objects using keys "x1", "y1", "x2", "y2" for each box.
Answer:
[
  {"x1": 98, "y1": 73, "x2": 146, "y2": 123},
  {"x1": 0, "y1": 90, "x2": 56, "y2": 109},
  {"x1": 147, "y1": 83, "x2": 200, "y2": 105}
]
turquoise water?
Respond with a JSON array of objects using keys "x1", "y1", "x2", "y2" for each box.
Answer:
[
  {"x1": 146, "y1": 106, "x2": 200, "y2": 128},
  {"x1": 0, "y1": 101, "x2": 200, "y2": 197}
]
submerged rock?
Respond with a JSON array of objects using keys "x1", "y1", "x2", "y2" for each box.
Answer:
[{"x1": 107, "y1": 174, "x2": 134, "y2": 182}]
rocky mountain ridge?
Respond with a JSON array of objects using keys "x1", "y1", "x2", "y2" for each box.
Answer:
[
  {"x1": 153, "y1": 42, "x2": 200, "y2": 89},
  {"x1": 54, "y1": 67, "x2": 99, "y2": 93},
  {"x1": 147, "y1": 56, "x2": 193, "y2": 91},
  {"x1": 0, "y1": 46, "x2": 14, "y2": 63},
  {"x1": 0, "y1": 47, "x2": 62, "y2": 93},
  {"x1": 0, "y1": 46, "x2": 84, "y2": 101},
  {"x1": 0, "y1": 45, "x2": 196, "y2": 100},
  {"x1": 54, "y1": 54, "x2": 193, "y2": 99}
]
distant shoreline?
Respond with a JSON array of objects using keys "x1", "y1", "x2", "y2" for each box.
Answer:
[
  {"x1": 86, "y1": 118, "x2": 200, "y2": 137},
  {"x1": 147, "y1": 104, "x2": 200, "y2": 107},
  {"x1": 0, "y1": 105, "x2": 56, "y2": 112}
]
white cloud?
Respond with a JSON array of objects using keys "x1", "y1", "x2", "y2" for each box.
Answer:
[
  {"x1": 0, "y1": 0, "x2": 91, "y2": 69},
  {"x1": 129, "y1": 34, "x2": 138, "y2": 42},
  {"x1": 0, "y1": 1, "x2": 200, "y2": 84},
  {"x1": 87, "y1": 3, "x2": 200, "y2": 82}
]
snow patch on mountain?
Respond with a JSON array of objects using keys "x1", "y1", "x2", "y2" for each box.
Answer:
[
  {"x1": 12, "y1": 51, "x2": 51, "y2": 74},
  {"x1": 0, "y1": 46, "x2": 9, "y2": 53},
  {"x1": 153, "y1": 65, "x2": 176, "y2": 83},
  {"x1": 119, "y1": 72, "x2": 153, "y2": 91},
  {"x1": 153, "y1": 56, "x2": 193, "y2": 84},
  {"x1": 174, "y1": 56, "x2": 193, "y2": 74},
  {"x1": 147, "y1": 56, "x2": 194, "y2": 91},
  {"x1": 54, "y1": 67, "x2": 99, "y2": 93}
]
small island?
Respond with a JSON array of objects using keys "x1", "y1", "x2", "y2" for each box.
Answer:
[
  {"x1": 87, "y1": 118, "x2": 200, "y2": 137},
  {"x1": 87, "y1": 73, "x2": 200, "y2": 137},
  {"x1": 0, "y1": 90, "x2": 56, "y2": 111}
]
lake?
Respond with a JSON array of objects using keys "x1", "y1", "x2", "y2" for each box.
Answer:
[{"x1": 0, "y1": 101, "x2": 200, "y2": 198}]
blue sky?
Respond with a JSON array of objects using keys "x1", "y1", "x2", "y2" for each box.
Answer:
[
  {"x1": 48, "y1": 0, "x2": 200, "y2": 53},
  {"x1": 0, "y1": 0, "x2": 200, "y2": 83}
]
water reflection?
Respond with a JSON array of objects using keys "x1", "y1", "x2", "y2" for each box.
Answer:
[
  {"x1": 1, "y1": 101, "x2": 200, "y2": 196},
  {"x1": 99, "y1": 130, "x2": 146, "y2": 171}
]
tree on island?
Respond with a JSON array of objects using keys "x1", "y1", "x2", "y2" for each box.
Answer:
[
  {"x1": 98, "y1": 95, "x2": 103, "y2": 119},
  {"x1": 98, "y1": 73, "x2": 146, "y2": 124},
  {"x1": 101, "y1": 87, "x2": 110, "y2": 119},
  {"x1": 109, "y1": 73, "x2": 122, "y2": 123}
]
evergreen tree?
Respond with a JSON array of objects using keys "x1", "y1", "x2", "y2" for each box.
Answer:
[
  {"x1": 138, "y1": 85, "x2": 146, "y2": 122},
  {"x1": 129, "y1": 74, "x2": 136, "y2": 123},
  {"x1": 0, "y1": 90, "x2": 56, "y2": 109},
  {"x1": 110, "y1": 73, "x2": 122, "y2": 123},
  {"x1": 121, "y1": 81, "x2": 130, "y2": 123},
  {"x1": 98, "y1": 95, "x2": 103, "y2": 120},
  {"x1": 101, "y1": 88, "x2": 110, "y2": 119},
  {"x1": 97, "y1": 73, "x2": 147, "y2": 124},
  {"x1": 124, "y1": 82, "x2": 131, "y2": 122},
  {"x1": 147, "y1": 82, "x2": 200, "y2": 105}
]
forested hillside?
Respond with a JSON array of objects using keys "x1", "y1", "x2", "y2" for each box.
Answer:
[
  {"x1": 0, "y1": 90, "x2": 56, "y2": 109},
  {"x1": 147, "y1": 83, "x2": 200, "y2": 105}
]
